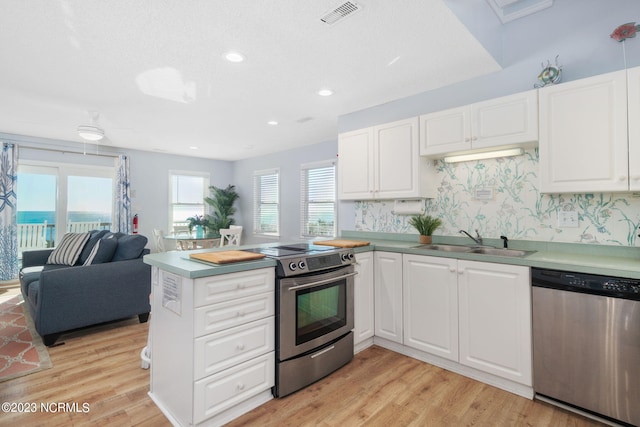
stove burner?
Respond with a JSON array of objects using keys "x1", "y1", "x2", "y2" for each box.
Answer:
[{"x1": 242, "y1": 243, "x2": 355, "y2": 277}]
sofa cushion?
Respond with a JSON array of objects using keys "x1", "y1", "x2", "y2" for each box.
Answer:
[
  {"x1": 78, "y1": 230, "x2": 109, "y2": 265},
  {"x1": 47, "y1": 233, "x2": 91, "y2": 266},
  {"x1": 111, "y1": 234, "x2": 148, "y2": 261},
  {"x1": 83, "y1": 237, "x2": 118, "y2": 265}
]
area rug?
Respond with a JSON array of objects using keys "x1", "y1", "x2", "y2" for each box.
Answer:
[{"x1": 0, "y1": 295, "x2": 52, "y2": 382}]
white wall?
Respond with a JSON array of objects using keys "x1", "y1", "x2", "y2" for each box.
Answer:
[{"x1": 232, "y1": 140, "x2": 339, "y2": 245}]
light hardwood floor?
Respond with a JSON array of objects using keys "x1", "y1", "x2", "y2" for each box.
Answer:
[{"x1": 0, "y1": 297, "x2": 606, "y2": 427}]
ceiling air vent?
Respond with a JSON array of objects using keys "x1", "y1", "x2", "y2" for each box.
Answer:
[{"x1": 321, "y1": 1, "x2": 362, "y2": 25}]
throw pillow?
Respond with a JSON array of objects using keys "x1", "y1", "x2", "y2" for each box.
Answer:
[
  {"x1": 82, "y1": 237, "x2": 118, "y2": 265},
  {"x1": 111, "y1": 234, "x2": 148, "y2": 261},
  {"x1": 47, "y1": 233, "x2": 91, "y2": 266},
  {"x1": 78, "y1": 230, "x2": 109, "y2": 265}
]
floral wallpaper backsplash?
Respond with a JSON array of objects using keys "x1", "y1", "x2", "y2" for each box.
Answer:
[{"x1": 354, "y1": 149, "x2": 640, "y2": 246}]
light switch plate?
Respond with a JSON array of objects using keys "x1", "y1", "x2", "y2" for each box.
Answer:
[{"x1": 558, "y1": 211, "x2": 579, "y2": 228}]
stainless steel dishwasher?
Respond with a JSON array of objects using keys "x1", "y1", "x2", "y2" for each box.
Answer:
[{"x1": 532, "y1": 268, "x2": 640, "y2": 426}]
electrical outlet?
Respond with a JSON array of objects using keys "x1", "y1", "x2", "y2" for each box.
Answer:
[{"x1": 558, "y1": 211, "x2": 579, "y2": 228}]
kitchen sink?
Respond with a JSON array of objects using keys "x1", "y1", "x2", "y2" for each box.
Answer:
[
  {"x1": 413, "y1": 244, "x2": 473, "y2": 252},
  {"x1": 413, "y1": 244, "x2": 534, "y2": 258},
  {"x1": 468, "y1": 247, "x2": 533, "y2": 257}
]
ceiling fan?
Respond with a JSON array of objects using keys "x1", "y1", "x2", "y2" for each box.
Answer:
[{"x1": 77, "y1": 110, "x2": 105, "y2": 141}]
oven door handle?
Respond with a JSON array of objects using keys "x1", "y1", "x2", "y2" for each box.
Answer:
[{"x1": 287, "y1": 271, "x2": 358, "y2": 292}]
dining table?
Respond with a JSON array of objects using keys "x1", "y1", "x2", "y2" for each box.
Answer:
[{"x1": 163, "y1": 233, "x2": 221, "y2": 250}]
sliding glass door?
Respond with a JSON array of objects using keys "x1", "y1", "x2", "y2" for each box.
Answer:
[{"x1": 17, "y1": 162, "x2": 114, "y2": 249}]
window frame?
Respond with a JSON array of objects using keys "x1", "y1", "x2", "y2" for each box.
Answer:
[
  {"x1": 168, "y1": 170, "x2": 210, "y2": 231},
  {"x1": 253, "y1": 168, "x2": 280, "y2": 237},
  {"x1": 17, "y1": 160, "x2": 115, "y2": 244},
  {"x1": 300, "y1": 159, "x2": 337, "y2": 238}
]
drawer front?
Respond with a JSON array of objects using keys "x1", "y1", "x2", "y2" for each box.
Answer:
[
  {"x1": 194, "y1": 352, "x2": 275, "y2": 424},
  {"x1": 194, "y1": 317, "x2": 275, "y2": 380},
  {"x1": 194, "y1": 268, "x2": 274, "y2": 307},
  {"x1": 194, "y1": 292, "x2": 275, "y2": 337}
]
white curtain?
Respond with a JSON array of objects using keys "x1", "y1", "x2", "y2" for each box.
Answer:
[
  {"x1": 113, "y1": 154, "x2": 132, "y2": 234},
  {"x1": 0, "y1": 143, "x2": 18, "y2": 280}
]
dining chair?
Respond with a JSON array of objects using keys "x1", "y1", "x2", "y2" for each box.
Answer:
[
  {"x1": 152, "y1": 228, "x2": 167, "y2": 252},
  {"x1": 219, "y1": 226, "x2": 242, "y2": 247}
]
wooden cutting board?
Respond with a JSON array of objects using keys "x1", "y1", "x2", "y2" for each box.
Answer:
[
  {"x1": 313, "y1": 239, "x2": 370, "y2": 248},
  {"x1": 189, "y1": 250, "x2": 266, "y2": 264}
]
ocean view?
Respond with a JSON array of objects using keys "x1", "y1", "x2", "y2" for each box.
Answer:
[{"x1": 17, "y1": 211, "x2": 112, "y2": 224}]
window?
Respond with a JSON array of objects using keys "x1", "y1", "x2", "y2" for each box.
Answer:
[
  {"x1": 17, "y1": 162, "x2": 114, "y2": 247},
  {"x1": 253, "y1": 168, "x2": 279, "y2": 236},
  {"x1": 169, "y1": 171, "x2": 209, "y2": 230},
  {"x1": 300, "y1": 160, "x2": 336, "y2": 238}
]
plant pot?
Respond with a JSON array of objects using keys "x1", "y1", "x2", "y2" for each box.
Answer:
[
  {"x1": 419, "y1": 235, "x2": 432, "y2": 244},
  {"x1": 195, "y1": 225, "x2": 204, "y2": 238}
]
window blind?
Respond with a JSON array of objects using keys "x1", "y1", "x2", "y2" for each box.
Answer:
[
  {"x1": 253, "y1": 169, "x2": 279, "y2": 235},
  {"x1": 300, "y1": 160, "x2": 336, "y2": 238}
]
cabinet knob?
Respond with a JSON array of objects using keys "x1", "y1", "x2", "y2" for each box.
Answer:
[
  {"x1": 236, "y1": 383, "x2": 245, "y2": 391},
  {"x1": 236, "y1": 343, "x2": 246, "y2": 351},
  {"x1": 236, "y1": 311, "x2": 245, "y2": 317},
  {"x1": 458, "y1": 270, "x2": 464, "y2": 275},
  {"x1": 472, "y1": 136, "x2": 478, "y2": 141},
  {"x1": 619, "y1": 176, "x2": 627, "y2": 182},
  {"x1": 449, "y1": 267, "x2": 456, "y2": 273},
  {"x1": 631, "y1": 175, "x2": 640, "y2": 181},
  {"x1": 465, "y1": 137, "x2": 471, "y2": 142}
]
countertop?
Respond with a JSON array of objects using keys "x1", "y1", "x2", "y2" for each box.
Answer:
[{"x1": 144, "y1": 232, "x2": 640, "y2": 280}]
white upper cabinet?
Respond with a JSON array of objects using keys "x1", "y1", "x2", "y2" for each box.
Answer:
[
  {"x1": 539, "y1": 70, "x2": 629, "y2": 193},
  {"x1": 626, "y1": 67, "x2": 640, "y2": 191},
  {"x1": 338, "y1": 117, "x2": 436, "y2": 200},
  {"x1": 420, "y1": 90, "x2": 538, "y2": 157}
]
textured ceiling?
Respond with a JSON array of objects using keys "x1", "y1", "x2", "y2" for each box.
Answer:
[{"x1": 0, "y1": 0, "x2": 502, "y2": 160}]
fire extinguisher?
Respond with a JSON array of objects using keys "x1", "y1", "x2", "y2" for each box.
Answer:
[{"x1": 133, "y1": 214, "x2": 139, "y2": 234}]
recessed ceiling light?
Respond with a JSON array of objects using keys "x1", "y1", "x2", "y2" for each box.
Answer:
[
  {"x1": 267, "y1": 120, "x2": 278, "y2": 126},
  {"x1": 224, "y1": 51, "x2": 245, "y2": 62},
  {"x1": 317, "y1": 89, "x2": 334, "y2": 97},
  {"x1": 189, "y1": 146, "x2": 198, "y2": 150}
]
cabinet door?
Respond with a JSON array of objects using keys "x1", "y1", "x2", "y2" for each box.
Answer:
[
  {"x1": 627, "y1": 66, "x2": 640, "y2": 191},
  {"x1": 338, "y1": 127, "x2": 375, "y2": 199},
  {"x1": 457, "y1": 261, "x2": 531, "y2": 386},
  {"x1": 354, "y1": 252, "x2": 375, "y2": 346},
  {"x1": 420, "y1": 106, "x2": 471, "y2": 156},
  {"x1": 374, "y1": 117, "x2": 421, "y2": 198},
  {"x1": 403, "y1": 254, "x2": 458, "y2": 361},
  {"x1": 539, "y1": 70, "x2": 628, "y2": 193},
  {"x1": 374, "y1": 251, "x2": 403, "y2": 344},
  {"x1": 472, "y1": 90, "x2": 538, "y2": 150}
]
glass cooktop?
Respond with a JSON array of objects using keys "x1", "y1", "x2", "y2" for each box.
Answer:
[{"x1": 243, "y1": 243, "x2": 335, "y2": 258}]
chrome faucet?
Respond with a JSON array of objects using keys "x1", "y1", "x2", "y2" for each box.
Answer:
[{"x1": 459, "y1": 229, "x2": 483, "y2": 246}]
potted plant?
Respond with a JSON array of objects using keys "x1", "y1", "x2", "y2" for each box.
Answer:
[
  {"x1": 408, "y1": 214, "x2": 442, "y2": 244},
  {"x1": 186, "y1": 214, "x2": 209, "y2": 237},
  {"x1": 204, "y1": 184, "x2": 239, "y2": 236}
]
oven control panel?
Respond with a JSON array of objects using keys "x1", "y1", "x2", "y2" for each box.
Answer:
[{"x1": 277, "y1": 249, "x2": 355, "y2": 277}]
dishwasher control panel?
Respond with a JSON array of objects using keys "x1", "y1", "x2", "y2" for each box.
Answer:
[{"x1": 532, "y1": 268, "x2": 640, "y2": 300}]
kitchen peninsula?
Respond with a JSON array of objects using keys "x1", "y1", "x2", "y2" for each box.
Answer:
[{"x1": 144, "y1": 234, "x2": 640, "y2": 426}]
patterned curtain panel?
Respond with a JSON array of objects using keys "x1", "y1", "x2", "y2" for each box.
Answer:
[
  {"x1": 0, "y1": 143, "x2": 18, "y2": 280},
  {"x1": 113, "y1": 154, "x2": 132, "y2": 234}
]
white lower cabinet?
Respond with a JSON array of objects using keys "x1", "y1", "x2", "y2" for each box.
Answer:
[
  {"x1": 401, "y1": 255, "x2": 532, "y2": 388},
  {"x1": 374, "y1": 251, "x2": 403, "y2": 344},
  {"x1": 353, "y1": 252, "x2": 374, "y2": 349},
  {"x1": 457, "y1": 260, "x2": 532, "y2": 386},
  {"x1": 151, "y1": 267, "x2": 276, "y2": 427},
  {"x1": 403, "y1": 254, "x2": 458, "y2": 361}
]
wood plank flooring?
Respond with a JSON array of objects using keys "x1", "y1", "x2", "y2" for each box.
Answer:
[{"x1": 0, "y1": 296, "x2": 606, "y2": 426}]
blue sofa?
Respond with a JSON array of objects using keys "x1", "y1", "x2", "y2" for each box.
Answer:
[{"x1": 19, "y1": 230, "x2": 151, "y2": 346}]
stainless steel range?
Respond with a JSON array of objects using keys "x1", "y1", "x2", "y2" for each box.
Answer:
[{"x1": 245, "y1": 243, "x2": 357, "y2": 397}]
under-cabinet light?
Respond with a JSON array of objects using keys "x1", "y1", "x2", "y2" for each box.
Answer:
[{"x1": 443, "y1": 148, "x2": 524, "y2": 163}]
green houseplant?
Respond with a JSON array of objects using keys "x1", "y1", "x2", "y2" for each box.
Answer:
[
  {"x1": 409, "y1": 214, "x2": 442, "y2": 244},
  {"x1": 204, "y1": 184, "x2": 239, "y2": 236}
]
